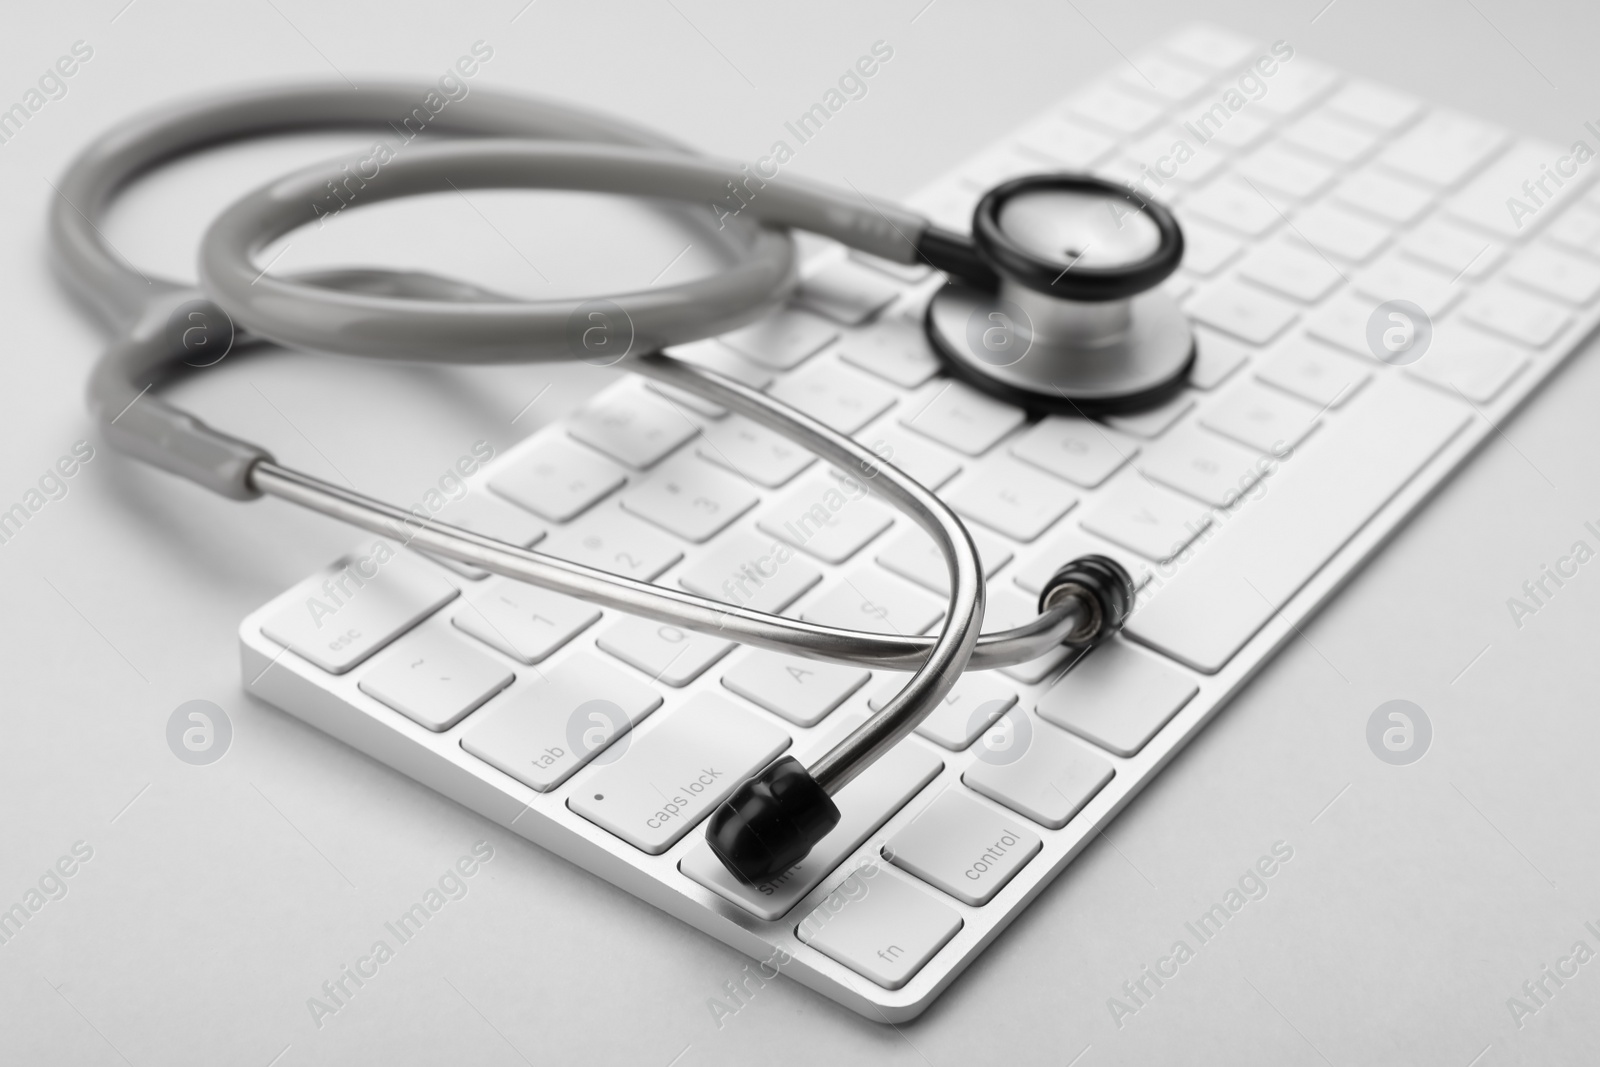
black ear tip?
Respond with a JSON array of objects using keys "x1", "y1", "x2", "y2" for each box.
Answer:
[
  {"x1": 706, "y1": 756, "x2": 841, "y2": 886},
  {"x1": 1038, "y1": 554, "x2": 1136, "y2": 643}
]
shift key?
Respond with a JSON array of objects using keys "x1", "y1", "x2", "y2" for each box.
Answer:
[
  {"x1": 679, "y1": 715, "x2": 943, "y2": 920},
  {"x1": 568, "y1": 694, "x2": 790, "y2": 854}
]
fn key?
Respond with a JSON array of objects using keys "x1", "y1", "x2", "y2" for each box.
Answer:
[{"x1": 797, "y1": 868, "x2": 962, "y2": 990}]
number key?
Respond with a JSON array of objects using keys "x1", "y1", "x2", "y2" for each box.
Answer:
[
  {"x1": 1200, "y1": 381, "x2": 1320, "y2": 453},
  {"x1": 538, "y1": 505, "x2": 683, "y2": 581},
  {"x1": 489, "y1": 435, "x2": 627, "y2": 522},
  {"x1": 767, "y1": 357, "x2": 899, "y2": 434},
  {"x1": 620, "y1": 454, "x2": 759, "y2": 542}
]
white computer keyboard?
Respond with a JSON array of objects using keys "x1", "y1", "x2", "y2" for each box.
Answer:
[{"x1": 238, "y1": 24, "x2": 1600, "y2": 1021}]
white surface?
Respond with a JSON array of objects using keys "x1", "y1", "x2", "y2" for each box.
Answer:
[{"x1": 5, "y1": 2, "x2": 1600, "y2": 1065}]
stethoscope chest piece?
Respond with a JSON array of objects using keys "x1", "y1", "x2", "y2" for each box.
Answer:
[{"x1": 925, "y1": 174, "x2": 1194, "y2": 416}]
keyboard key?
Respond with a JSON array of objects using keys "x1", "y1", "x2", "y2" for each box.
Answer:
[
  {"x1": 758, "y1": 471, "x2": 895, "y2": 563},
  {"x1": 1506, "y1": 244, "x2": 1600, "y2": 305},
  {"x1": 1195, "y1": 109, "x2": 1273, "y2": 152},
  {"x1": 422, "y1": 492, "x2": 546, "y2": 580},
  {"x1": 912, "y1": 182, "x2": 980, "y2": 233},
  {"x1": 1187, "y1": 280, "x2": 1300, "y2": 345},
  {"x1": 963, "y1": 713, "x2": 1115, "y2": 829},
  {"x1": 1079, "y1": 470, "x2": 1212, "y2": 562},
  {"x1": 1445, "y1": 139, "x2": 1590, "y2": 239},
  {"x1": 647, "y1": 351, "x2": 744, "y2": 418},
  {"x1": 1162, "y1": 271, "x2": 1198, "y2": 303},
  {"x1": 796, "y1": 259, "x2": 903, "y2": 325},
  {"x1": 837, "y1": 323, "x2": 941, "y2": 388},
  {"x1": 1331, "y1": 167, "x2": 1434, "y2": 225},
  {"x1": 460, "y1": 652, "x2": 662, "y2": 791},
  {"x1": 1128, "y1": 378, "x2": 1470, "y2": 671},
  {"x1": 899, "y1": 379, "x2": 1026, "y2": 456},
  {"x1": 719, "y1": 309, "x2": 838, "y2": 370},
  {"x1": 620, "y1": 454, "x2": 759, "y2": 542},
  {"x1": 1377, "y1": 109, "x2": 1506, "y2": 188},
  {"x1": 680, "y1": 716, "x2": 941, "y2": 920},
  {"x1": 664, "y1": 338, "x2": 775, "y2": 389},
  {"x1": 768, "y1": 357, "x2": 899, "y2": 434},
  {"x1": 884, "y1": 789, "x2": 1041, "y2": 906},
  {"x1": 1353, "y1": 254, "x2": 1463, "y2": 319},
  {"x1": 801, "y1": 567, "x2": 945, "y2": 636},
  {"x1": 1118, "y1": 128, "x2": 1228, "y2": 190},
  {"x1": 1107, "y1": 395, "x2": 1196, "y2": 446},
  {"x1": 878, "y1": 506, "x2": 1011, "y2": 586},
  {"x1": 1236, "y1": 143, "x2": 1336, "y2": 201},
  {"x1": 1066, "y1": 82, "x2": 1164, "y2": 136},
  {"x1": 1202, "y1": 380, "x2": 1320, "y2": 452},
  {"x1": 721, "y1": 650, "x2": 869, "y2": 727},
  {"x1": 796, "y1": 868, "x2": 962, "y2": 990},
  {"x1": 1182, "y1": 176, "x2": 1282, "y2": 238},
  {"x1": 1181, "y1": 220, "x2": 1246, "y2": 277},
  {"x1": 1190, "y1": 329, "x2": 1251, "y2": 390},
  {"x1": 1546, "y1": 204, "x2": 1600, "y2": 257},
  {"x1": 1236, "y1": 238, "x2": 1345, "y2": 303},
  {"x1": 538, "y1": 506, "x2": 683, "y2": 582},
  {"x1": 1251, "y1": 59, "x2": 1339, "y2": 117},
  {"x1": 1303, "y1": 291, "x2": 1377, "y2": 357},
  {"x1": 647, "y1": 379, "x2": 725, "y2": 420},
  {"x1": 1288, "y1": 201, "x2": 1391, "y2": 263},
  {"x1": 961, "y1": 143, "x2": 1053, "y2": 191},
  {"x1": 1036, "y1": 638, "x2": 1198, "y2": 756},
  {"x1": 1280, "y1": 109, "x2": 1381, "y2": 165},
  {"x1": 1115, "y1": 50, "x2": 1210, "y2": 102},
  {"x1": 1015, "y1": 114, "x2": 1118, "y2": 169},
  {"x1": 566, "y1": 382, "x2": 698, "y2": 469},
  {"x1": 1460, "y1": 282, "x2": 1572, "y2": 347},
  {"x1": 1254, "y1": 336, "x2": 1372, "y2": 408},
  {"x1": 961, "y1": 141, "x2": 1053, "y2": 189},
  {"x1": 984, "y1": 583, "x2": 1077, "y2": 684},
  {"x1": 1323, "y1": 80, "x2": 1423, "y2": 131},
  {"x1": 598, "y1": 617, "x2": 732, "y2": 686},
  {"x1": 1137, "y1": 423, "x2": 1268, "y2": 507},
  {"x1": 489, "y1": 436, "x2": 627, "y2": 522},
  {"x1": 1406, "y1": 323, "x2": 1528, "y2": 403},
  {"x1": 696, "y1": 415, "x2": 815, "y2": 487},
  {"x1": 1009, "y1": 415, "x2": 1137, "y2": 487},
  {"x1": 943, "y1": 455, "x2": 1075, "y2": 542},
  {"x1": 262, "y1": 548, "x2": 458, "y2": 674},
  {"x1": 1012, "y1": 527, "x2": 1152, "y2": 596},
  {"x1": 867, "y1": 670, "x2": 1017, "y2": 750},
  {"x1": 1401, "y1": 217, "x2": 1505, "y2": 280},
  {"x1": 568, "y1": 693, "x2": 790, "y2": 854},
  {"x1": 452, "y1": 577, "x2": 599, "y2": 664},
  {"x1": 358, "y1": 627, "x2": 513, "y2": 731},
  {"x1": 678, "y1": 528, "x2": 822, "y2": 613},
  {"x1": 850, "y1": 249, "x2": 931, "y2": 284},
  {"x1": 856, "y1": 423, "x2": 964, "y2": 490}
]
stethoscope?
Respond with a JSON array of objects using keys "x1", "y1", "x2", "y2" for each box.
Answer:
[{"x1": 54, "y1": 83, "x2": 1189, "y2": 885}]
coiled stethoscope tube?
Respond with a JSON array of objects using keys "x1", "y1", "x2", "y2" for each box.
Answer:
[{"x1": 54, "y1": 83, "x2": 1135, "y2": 884}]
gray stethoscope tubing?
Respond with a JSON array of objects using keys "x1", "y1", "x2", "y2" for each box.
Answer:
[{"x1": 55, "y1": 83, "x2": 1114, "y2": 810}]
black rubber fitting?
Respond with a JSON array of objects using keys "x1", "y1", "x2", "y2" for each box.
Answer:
[
  {"x1": 1038, "y1": 554, "x2": 1136, "y2": 644},
  {"x1": 914, "y1": 225, "x2": 1000, "y2": 289},
  {"x1": 705, "y1": 756, "x2": 841, "y2": 886},
  {"x1": 971, "y1": 174, "x2": 1184, "y2": 302}
]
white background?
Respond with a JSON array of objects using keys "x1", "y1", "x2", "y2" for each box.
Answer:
[{"x1": 3, "y1": 1, "x2": 1599, "y2": 1064}]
